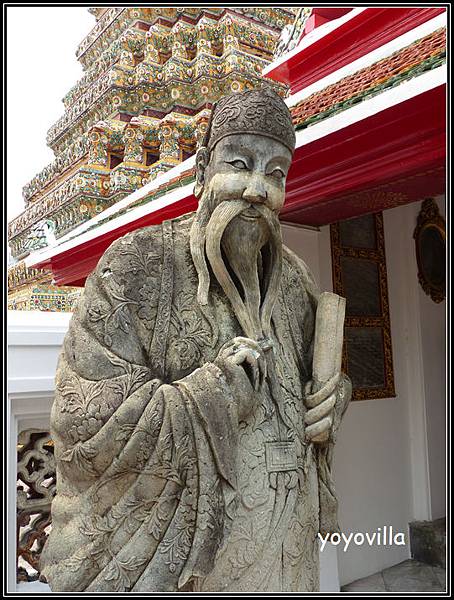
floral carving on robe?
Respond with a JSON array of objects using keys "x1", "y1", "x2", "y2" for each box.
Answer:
[{"x1": 41, "y1": 212, "x2": 351, "y2": 592}]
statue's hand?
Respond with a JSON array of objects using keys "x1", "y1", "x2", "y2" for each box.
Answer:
[
  {"x1": 215, "y1": 337, "x2": 266, "y2": 419},
  {"x1": 303, "y1": 373, "x2": 340, "y2": 444}
]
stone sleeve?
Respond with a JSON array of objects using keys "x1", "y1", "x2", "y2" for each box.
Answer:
[{"x1": 176, "y1": 362, "x2": 239, "y2": 492}]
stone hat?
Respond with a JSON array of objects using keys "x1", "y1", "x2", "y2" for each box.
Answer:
[{"x1": 203, "y1": 86, "x2": 296, "y2": 154}]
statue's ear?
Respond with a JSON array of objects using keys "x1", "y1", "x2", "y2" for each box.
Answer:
[{"x1": 194, "y1": 146, "x2": 210, "y2": 198}]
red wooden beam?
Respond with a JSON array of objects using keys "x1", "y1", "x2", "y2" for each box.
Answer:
[
  {"x1": 282, "y1": 84, "x2": 446, "y2": 225},
  {"x1": 301, "y1": 9, "x2": 353, "y2": 38}
]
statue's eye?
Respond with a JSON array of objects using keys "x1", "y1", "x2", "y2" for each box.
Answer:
[
  {"x1": 269, "y1": 168, "x2": 285, "y2": 180},
  {"x1": 227, "y1": 159, "x2": 248, "y2": 170}
]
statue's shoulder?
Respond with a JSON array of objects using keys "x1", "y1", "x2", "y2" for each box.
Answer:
[
  {"x1": 282, "y1": 244, "x2": 320, "y2": 302},
  {"x1": 98, "y1": 211, "x2": 194, "y2": 268}
]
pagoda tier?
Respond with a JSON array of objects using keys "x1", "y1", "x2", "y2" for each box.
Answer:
[{"x1": 8, "y1": 7, "x2": 295, "y2": 310}]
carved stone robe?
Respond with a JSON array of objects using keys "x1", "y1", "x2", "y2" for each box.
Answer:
[{"x1": 40, "y1": 212, "x2": 351, "y2": 592}]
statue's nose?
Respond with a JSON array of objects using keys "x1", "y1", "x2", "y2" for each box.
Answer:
[{"x1": 242, "y1": 176, "x2": 267, "y2": 204}]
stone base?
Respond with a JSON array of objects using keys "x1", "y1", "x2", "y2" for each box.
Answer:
[
  {"x1": 341, "y1": 559, "x2": 446, "y2": 593},
  {"x1": 409, "y1": 517, "x2": 446, "y2": 568}
]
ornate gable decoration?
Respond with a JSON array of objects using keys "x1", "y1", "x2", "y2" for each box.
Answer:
[{"x1": 413, "y1": 198, "x2": 446, "y2": 303}]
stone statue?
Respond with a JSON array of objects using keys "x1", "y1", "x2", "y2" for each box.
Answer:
[{"x1": 40, "y1": 86, "x2": 351, "y2": 592}]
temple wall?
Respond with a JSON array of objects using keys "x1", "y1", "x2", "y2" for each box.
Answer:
[
  {"x1": 282, "y1": 199, "x2": 446, "y2": 586},
  {"x1": 331, "y1": 208, "x2": 415, "y2": 585},
  {"x1": 284, "y1": 222, "x2": 413, "y2": 585},
  {"x1": 416, "y1": 196, "x2": 446, "y2": 520}
]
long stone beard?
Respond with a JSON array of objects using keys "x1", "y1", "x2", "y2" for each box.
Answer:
[{"x1": 190, "y1": 190, "x2": 283, "y2": 342}]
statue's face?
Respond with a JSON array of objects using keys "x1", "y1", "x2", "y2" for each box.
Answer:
[
  {"x1": 199, "y1": 133, "x2": 293, "y2": 220},
  {"x1": 191, "y1": 132, "x2": 293, "y2": 333}
]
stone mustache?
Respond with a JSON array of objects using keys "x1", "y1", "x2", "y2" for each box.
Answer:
[{"x1": 40, "y1": 86, "x2": 351, "y2": 592}]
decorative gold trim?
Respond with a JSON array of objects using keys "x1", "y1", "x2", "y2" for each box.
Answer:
[
  {"x1": 331, "y1": 212, "x2": 396, "y2": 401},
  {"x1": 413, "y1": 198, "x2": 446, "y2": 304}
]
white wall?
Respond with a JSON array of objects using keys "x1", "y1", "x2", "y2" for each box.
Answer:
[
  {"x1": 7, "y1": 311, "x2": 71, "y2": 594},
  {"x1": 282, "y1": 223, "x2": 321, "y2": 282},
  {"x1": 416, "y1": 196, "x2": 446, "y2": 520},
  {"x1": 282, "y1": 200, "x2": 446, "y2": 586},
  {"x1": 285, "y1": 223, "x2": 411, "y2": 584}
]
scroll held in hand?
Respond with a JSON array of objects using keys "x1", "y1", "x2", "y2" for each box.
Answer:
[{"x1": 308, "y1": 292, "x2": 346, "y2": 443}]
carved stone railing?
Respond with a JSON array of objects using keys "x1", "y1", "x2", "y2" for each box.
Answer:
[
  {"x1": 16, "y1": 430, "x2": 56, "y2": 583},
  {"x1": 7, "y1": 310, "x2": 72, "y2": 591}
]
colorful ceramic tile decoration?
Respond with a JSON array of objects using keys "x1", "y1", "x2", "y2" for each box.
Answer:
[
  {"x1": 7, "y1": 260, "x2": 82, "y2": 311},
  {"x1": 8, "y1": 7, "x2": 296, "y2": 311},
  {"x1": 291, "y1": 27, "x2": 446, "y2": 130}
]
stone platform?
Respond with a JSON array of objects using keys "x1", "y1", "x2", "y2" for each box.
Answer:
[
  {"x1": 409, "y1": 517, "x2": 446, "y2": 568},
  {"x1": 342, "y1": 559, "x2": 446, "y2": 592}
]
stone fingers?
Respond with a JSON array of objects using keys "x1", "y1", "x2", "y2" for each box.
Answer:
[
  {"x1": 305, "y1": 415, "x2": 333, "y2": 441},
  {"x1": 311, "y1": 431, "x2": 330, "y2": 443},
  {"x1": 305, "y1": 372, "x2": 340, "y2": 408},
  {"x1": 216, "y1": 337, "x2": 268, "y2": 392},
  {"x1": 231, "y1": 347, "x2": 260, "y2": 391},
  {"x1": 231, "y1": 337, "x2": 267, "y2": 389},
  {"x1": 304, "y1": 393, "x2": 336, "y2": 426}
]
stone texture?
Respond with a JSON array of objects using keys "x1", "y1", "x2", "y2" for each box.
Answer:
[
  {"x1": 341, "y1": 572, "x2": 386, "y2": 592},
  {"x1": 342, "y1": 560, "x2": 447, "y2": 593},
  {"x1": 409, "y1": 517, "x2": 446, "y2": 568},
  {"x1": 41, "y1": 88, "x2": 351, "y2": 592},
  {"x1": 433, "y1": 566, "x2": 447, "y2": 589},
  {"x1": 382, "y1": 559, "x2": 444, "y2": 592}
]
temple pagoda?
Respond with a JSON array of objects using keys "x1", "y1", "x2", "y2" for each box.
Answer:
[{"x1": 8, "y1": 7, "x2": 296, "y2": 311}]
